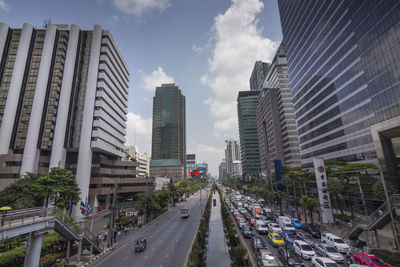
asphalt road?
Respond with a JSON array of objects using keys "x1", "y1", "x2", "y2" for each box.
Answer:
[{"x1": 93, "y1": 188, "x2": 208, "y2": 267}]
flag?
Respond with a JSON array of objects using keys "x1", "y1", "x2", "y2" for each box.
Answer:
[
  {"x1": 94, "y1": 196, "x2": 101, "y2": 212},
  {"x1": 190, "y1": 170, "x2": 199, "y2": 177},
  {"x1": 80, "y1": 197, "x2": 91, "y2": 216},
  {"x1": 68, "y1": 196, "x2": 72, "y2": 218}
]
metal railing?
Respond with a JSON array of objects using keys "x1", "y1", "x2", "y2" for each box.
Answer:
[{"x1": 0, "y1": 206, "x2": 56, "y2": 228}]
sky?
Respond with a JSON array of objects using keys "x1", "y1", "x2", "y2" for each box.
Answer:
[{"x1": 0, "y1": 0, "x2": 283, "y2": 176}]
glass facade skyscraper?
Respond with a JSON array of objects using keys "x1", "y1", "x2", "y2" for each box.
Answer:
[
  {"x1": 278, "y1": 0, "x2": 400, "y2": 175},
  {"x1": 237, "y1": 90, "x2": 261, "y2": 179}
]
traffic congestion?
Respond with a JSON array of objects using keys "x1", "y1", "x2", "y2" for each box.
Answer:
[{"x1": 223, "y1": 187, "x2": 392, "y2": 267}]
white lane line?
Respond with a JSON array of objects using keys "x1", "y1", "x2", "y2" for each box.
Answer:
[
  {"x1": 123, "y1": 256, "x2": 128, "y2": 261},
  {"x1": 149, "y1": 235, "x2": 153, "y2": 238},
  {"x1": 159, "y1": 240, "x2": 162, "y2": 243},
  {"x1": 166, "y1": 253, "x2": 169, "y2": 258},
  {"x1": 171, "y1": 246, "x2": 174, "y2": 250},
  {"x1": 152, "y1": 247, "x2": 156, "y2": 251},
  {"x1": 175, "y1": 239, "x2": 178, "y2": 243}
]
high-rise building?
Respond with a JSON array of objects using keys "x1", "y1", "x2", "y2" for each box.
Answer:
[
  {"x1": 196, "y1": 162, "x2": 208, "y2": 178},
  {"x1": 278, "y1": 1, "x2": 400, "y2": 188},
  {"x1": 225, "y1": 139, "x2": 241, "y2": 177},
  {"x1": 237, "y1": 91, "x2": 261, "y2": 180},
  {"x1": 250, "y1": 61, "x2": 270, "y2": 90},
  {"x1": 150, "y1": 83, "x2": 186, "y2": 181},
  {"x1": 186, "y1": 154, "x2": 196, "y2": 177},
  {"x1": 0, "y1": 23, "x2": 145, "y2": 215},
  {"x1": 219, "y1": 159, "x2": 227, "y2": 179},
  {"x1": 125, "y1": 146, "x2": 150, "y2": 177},
  {"x1": 257, "y1": 43, "x2": 301, "y2": 180}
]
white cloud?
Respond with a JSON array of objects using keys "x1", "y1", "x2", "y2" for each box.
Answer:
[
  {"x1": 126, "y1": 112, "x2": 152, "y2": 154},
  {"x1": 192, "y1": 44, "x2": 205, "y2": 53},
  {"x1": 107, "y1": 14, "x2": 120, "y2": 24},
  {"x1": 140, "y1": 66, "x2": 174, "y2": 91},
  {"x1": 193, "y1": 143, "x2": 225, "y2": 176},
  {"x1": 0, "y1": 0, "x2": 10, "y2": 12},
  {"x1": 113, "y1": 0, "x2": 170, "y2": 17},
  {"x1": 202, "y1": 0, "x2": 279, "y2": 137}
]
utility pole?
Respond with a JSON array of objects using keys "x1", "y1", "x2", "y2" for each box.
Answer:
[{"x1": 108, "y1": 178, "x2": 118, "y2": 247}]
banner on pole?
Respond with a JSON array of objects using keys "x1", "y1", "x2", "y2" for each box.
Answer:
[{"x1": 313, "y1": 158, "x2": 334, "y2": 224}]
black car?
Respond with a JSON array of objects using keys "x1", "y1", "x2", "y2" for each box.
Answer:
[
  {"x1": 251, "y1": 236, "x2": 267, "y2": 250},
  {"x1": 135, "y1": 238, "x2": 147, "y2": 252},
  {"x1": 242, "y1": 226, "x2": 254, "y2": 238},
  {"x1": 296, "y1": 231, "x2": 317, "y2": 248},
  {"x1": 301, "y1": 223, "x2": 321, "y2": 238},
  {"x1": 265, "y1": 212, "x2": 275, "y2": 221},
  {"x1": 277, "y1": 247, "x2": 304, "y2": 266}
]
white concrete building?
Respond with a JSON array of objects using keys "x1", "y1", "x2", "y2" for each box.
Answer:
[
  {"x1": 125, "y1": 146, "x2": 150, "y2": 177},
  {"x1": 0, "y1": 23, "x2": 146, "y2": 217}
]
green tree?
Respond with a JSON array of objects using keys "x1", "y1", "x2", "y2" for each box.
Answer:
[
  {"x1": 299, "y1": 196, "x2": 319, "y2": 224},
  {"x1": 270, "y1": 190, "x2": 285, "y2": 213},
  {"x1": 33, "y1": 168, "x2": 80, "y2": 209},
  {"x1": 327, "y1": 177, "x2": 345, "y2": 214},
  {"x1": 0, "y1": 173, "x2": 42, "y2": 209},
  {"x1": 372, "y1": 179, "x2": 396, "y2": 200}
]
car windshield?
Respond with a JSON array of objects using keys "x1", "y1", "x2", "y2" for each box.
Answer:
[
  {"x1": 333, "y1": 238, "x2": 345, "y2": 244},
  {"x1": 272, "y1": 235, "x2": 281, "y2": 240},
  {"x1": 286, "y1": 224, "x2": 292, "y2": 227},
  {"x1": 325, "y1": 263, "x2": 339, "y2": 267},
  {"x1": 326, "y1": 247, "x2": 338, "y2": 253},
  {"x1": 256, "y1": 239, "x2": 263, "y2": 245},
  {"x1": 303, "y1": 234, "x2": 312, "y2": 239},
  {"x1": 371, "y1": 258, "x2": 386, "y2": 265},
  {"x1": 261, "y1": 252, "x2": 274, "y2": 260},
  {"x1": 271, "y1": 223, "x2": 279, "y2": 227},
  {"x1": 301, "y1": 245, "x2": 313, "y2": 251}
]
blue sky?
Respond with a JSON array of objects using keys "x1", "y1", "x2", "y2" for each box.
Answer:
[{"x1": 0, "y1": 0, "x2": 282, "y2": 175}]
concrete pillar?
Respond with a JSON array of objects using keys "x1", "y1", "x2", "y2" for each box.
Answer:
[
  {"x1": 49, "y1": 24, "x2": 80, "y2": 169},
  {"x1": 20, "y1": 24, "x2": 57, "y2": 175},
  {"x1": 23, "y1": 233, "x2": 43, "y2": 267},
  {"x1": 74, "y1": 25, "x2": 102, "y2": 219},
  {"x1": 77, "y1": 239, "x2": 83, "y2": 263},
  {"x1": 90, "y1": 244, "x2": 93, "y2": 256},
  {"x1": 0, "y1": 23, "x2": 33, "y2": 154},
  {"x1": 66, "y1": 240, "x2": 71, "y2": 258},
  {"x1": 106, "y1": 194, "x2": 111, "y2": 209},
  {"x1": 0, "y1": 23, "x2": 9, "y2": 63},
  {"x1": 375, "y1": 229, "x2": 381, "y2": 248}
]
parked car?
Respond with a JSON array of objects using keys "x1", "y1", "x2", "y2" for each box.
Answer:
[
  {"x1": 296, "y1": 231, "x2": 318, "y2": 248},
  {"x1": 251, "y1": 236, "x2": 267, "y2": 250},
  {"x1": 280, "y1": 231, "x2": 297, "y2": 246},
  {"x1": 321, "y1": 233, "x2": 350, "y2": 253},
  {"x1": 257, "y1": 248, "x2": 279, "y2": 266},
  {"x1": 291, "y1": 219, "x2": 303, "y2": 229},
  {"x1": 293, "y1": 240, "x2": 316, "y2": 260},
  {"x1": 268, "y1": 222, "x2": 282, "y2": 233},
  {"x1": 277, "y1": 247, "x2": 304, "y2": 266},
  {"x1": 314, "y1": 243, "x2": 344, "y2": 263},
  {"x1": 353, "y1": 254, "x2": 391, "y2": 267},
  {"x1": 267, "y1": 233, "x2": 285, "y2": 247},
  {"x1": 242, "y1": 226, "x2": 254, "y2": 238},
  {"x1": 283, "y1": 223, "x2": 296, "y2": 232},
  {"x1": 302, "y1": 223, "x2": 321, "y2": 238},
  {"x1": 311, "y1": 255, "x2": 339, "y2": 267}
]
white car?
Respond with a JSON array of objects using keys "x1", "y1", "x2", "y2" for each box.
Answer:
[
  {"x1": 282, "y1": 223, "x2": 296, "y2": 232},
  {"x1": 311, "y1": 255, "x2": 339, "y2": 267},
  {"x1": 293, "y1": 240, "x2": 316, "y2": 260},
  {"x1": 268, "y1": 223, "x2": 282, "y2": 233},
  {"x1": 321, "y1": 233, "x2": 350, "y2": 253}
]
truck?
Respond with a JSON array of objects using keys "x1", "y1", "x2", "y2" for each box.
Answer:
[{"x1": 181, "y1": 208, "x2": 190, "y2": 219}]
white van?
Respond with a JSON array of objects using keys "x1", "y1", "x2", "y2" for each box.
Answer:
[
  {"x1": 255, "y1": 220, "x2": 268, "y2": 234},
  {"x1": 278, "y1": 216, "x2": 291, "y2": 228}
]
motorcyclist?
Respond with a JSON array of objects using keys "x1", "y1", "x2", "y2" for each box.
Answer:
[{"x1": 346, "y1": 251, "x2": 352, "y2": 265}]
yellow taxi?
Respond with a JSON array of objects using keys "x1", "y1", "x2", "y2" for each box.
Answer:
[{"x1": 267, "y1": 233, "x2": 285, "y2": 247}]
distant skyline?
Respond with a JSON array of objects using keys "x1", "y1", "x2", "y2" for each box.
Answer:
[{"x1": 0, "y1": 0, "x2": 283, "y2": 175}]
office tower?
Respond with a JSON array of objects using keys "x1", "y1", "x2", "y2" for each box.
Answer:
[
  {"x1": 186, "y1": 154, "x2": 196, "y2": 177},
  {"x1": 219, "y1": 160, "x2": 227, "y2": 179},
  {"x1": 250, "y1": 61, "x2": 270, "y2": 90},
  {"x1": 196, "y1": 162, "x2": 208, "y2": 178},
  {"x1": 278, "y1": 1, "x2": 400, "y2": 188},
  {"x1": 125, "y1": 146, "x2": 150, "y2": 177},
  {"x1": 237, "y1": 91, "x2": 261, "y2": 180},
  {"x1": 225, "y1": 139, "x2": 241, "y2": 177},
  {"x1": 0, "y1": 23, "x2": 143, "y2": 214},
  {"x1": 257, "y1": 43, "x2": 301, "y2": 180},
  {"x1": 150, "y1": 83, "x2": 186, "y2": 181}
]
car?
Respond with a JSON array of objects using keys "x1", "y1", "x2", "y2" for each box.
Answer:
[
  {"x1": 234, "y1": 214, "x2": 243, "y2": 221},
  {"x1": 277, "y1": 247, "x2": 305, "y2": 266},
  {"x1": 242, "y1": 226, "x2": 254, "y2": 238},
  {"x1": 238, "y1": 218, "x2": 248, "y2": 228},
  {"x1": 296, "y1": 231, "x2": 318, "y2": 248},
  {"x1": 265, "y1": 212, "x2": 275, "y2": 221},
  {"x1": 256, "y1": 220, "x2": 269, "y2": 234},
  {"x1": 134, "y1": 238, "x2": 147, "y2": 252},
  {"x1": 257, "y1": 248, "x2": 280, "y2": 266},
  {"x1": 293, "y1": 240, "x2": 316, "y2": 260},
  {"x1": 291, "y1": 219, "x2": 303, "y2": 229},
  {"x1": 249, "y1": 218, "x2": 256, "y2": 227},
  {"x1": 321, "y1": 233, "x2": 350, "y2": 253},
  {"x1": 311, "y1": 255, "x2": 340, "y2": 267},
  {"x1": 353, "y1": 254, "x2": 391, "y2": 267},
  {"x1": 283, "y1": 222, "x2": 296, "y2": 232},
  {"x1": 268, "y1": 222, "x2": 282, "y2": 233},
  {"x1": 280, "y1": 231, "x2": 297, "y2": 246},
  {"x1": 267, "y1": 233, "x2": 285, "y2": 247},
  {"x1": 245, "y1": 212, "x2": 253, "y2": 220},
  {"x1": 302, "y1": 224, "x2": 321, "y2": 238},
  {"x1": 314, "y1": 243, "x2": 344, "y2": 263},
  {"x1": 252, "y1": 236, "x2": 267, "y2": 250}
]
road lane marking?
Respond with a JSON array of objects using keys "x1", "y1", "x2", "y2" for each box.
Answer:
[
  {"x1": 123, "y1": 256, "x2": 128, "y2": 261},
  {"x1": 171, "y1": 246, "x2": 174, "y2": 250},
  {"x1": 166, "y1": 253, "x2": 169, "y2": 258},
  {"x1": 152, "y1": 247, "x2": 156, "y2": 251},
  {"x1": 144, "y1": 256, "x2": 148, "y2": 259},
  {"x1": 175, "y1": 239, "x2": 178, "y2": 243}
]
